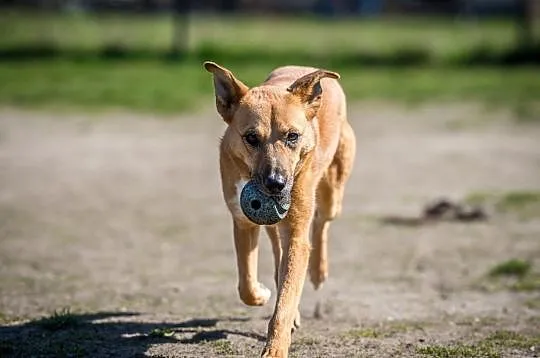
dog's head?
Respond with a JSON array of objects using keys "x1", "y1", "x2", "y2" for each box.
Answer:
[{"x1": 204, "y1": 61, "x2": 339, "y2": 198}]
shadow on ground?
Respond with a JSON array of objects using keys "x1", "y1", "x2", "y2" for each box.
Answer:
[{"x1": 0, "y1": 312, "x2": 264, "y2": 357}]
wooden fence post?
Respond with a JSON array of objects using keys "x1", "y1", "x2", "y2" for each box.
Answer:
[
  {"x1": 516, "y1": 0, "x2": 535, "y2": 47},
  {"x1": 171, "y1": 0, "x2": 192, "y2": 56}
]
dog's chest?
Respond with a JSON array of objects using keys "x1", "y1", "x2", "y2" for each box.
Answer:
[{"x1": 226, "y1": 179, "x2": 249, "y2": 219}]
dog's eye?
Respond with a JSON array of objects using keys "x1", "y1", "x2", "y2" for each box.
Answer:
[
  {"x1": 286, "y1": 132, "x2": 300, "y2": 144},
  {"x1": 244, "y1": 133, "x2": 260, "y2": 147}
]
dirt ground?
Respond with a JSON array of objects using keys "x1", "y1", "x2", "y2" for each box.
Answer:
[{"x1": 0, "y1": 103, "x2": 539, "y2": 357}]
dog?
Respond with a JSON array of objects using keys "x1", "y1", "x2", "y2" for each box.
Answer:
[{"x1": 204, "y1": 61, "x2": 356, "y2": 357}]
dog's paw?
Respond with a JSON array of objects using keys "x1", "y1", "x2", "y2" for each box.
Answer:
[
  {"x1": 239, "y1": 282, "x2": 271, "y2": 306},
  {"x1": 261, "y1": 346, "x2": 287, "y2": 358},
  {"x1": 309, "y1": 264, "x2": 328, "y2": 290}
]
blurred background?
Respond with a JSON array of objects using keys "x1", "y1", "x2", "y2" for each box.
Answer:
[
  {"x1": 0, "y1": 0, "x2": 538, "y2": 112},
  {"x1": 0, "y1": 1, "x2": 540, "y2": 357}
]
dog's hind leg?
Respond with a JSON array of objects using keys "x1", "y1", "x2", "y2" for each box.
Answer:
[
  {"x1": 266, "y1": 226, "x2": 282, "y2": 290},
  {"x1": 234, "y1": 221, "x2": 271, "y2": 306},
  {"x1": 310, "y1": 121, "x2": 356, "y2": 290}
]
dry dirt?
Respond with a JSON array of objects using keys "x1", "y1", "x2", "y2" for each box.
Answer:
[{"x1": 0, "y1": 103, "x2": 539, "y2": 357}]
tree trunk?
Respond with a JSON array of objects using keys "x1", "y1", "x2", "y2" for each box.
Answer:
[
  {"x1": 172, "y1": 0, "x2": 192, "y2": 55},
  {"x1": 517, "y1": 0, "x2": 534, "y2": 47}
]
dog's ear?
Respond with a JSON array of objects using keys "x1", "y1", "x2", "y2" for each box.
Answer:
[
  {"x1": 287, "y1": 69, "x2": 340, "y2": 119},
  {"x1": 204, "y1": 61, "x2": 249, "y2": 123}
]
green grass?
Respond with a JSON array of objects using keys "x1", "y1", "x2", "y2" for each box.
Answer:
[
  {"x1": 0, "y1": 60, "x2": 212, "y2": 113},
  {"x1": 293, "y1": 337, "x2": 320, "y2": 346},
  {"x1": 345, "y1": 327, "x2": 382, "y2": 338},
  {"x1": 484, "y1": 330, "x2": 540, "y2": 349},
  {"x1": 489, "y1": 259, "x2": 532, "y2": 278},
  {"x1": 466, "y1": 191, "x2": 540, "y2": 218},
  {"x1": 0, "y1": 12, "x2": 539, "y2": 113},
  {"x1": 417, "y1": 343, "x2": 499, "y2": 358},
  {"x1": 210, "y1": 339, "x2": 237, "y2": 356},
  {"x1": 480, "y1": 259, "x2": 540, "y2": 292},
  {"x1": 149, "y1": 327, "x2": 175, "y2": 338},
  {"x1": 0, "y1": 60, "x2": 538, "y2": 114},
  {"x1": 511, "y1": 274, "x2": 540, "y2": 291},
  {"x1": 417, "y1": 331, "x2": 540, "y2": 358},
  {"x1": 344, "y1": 321, "x2": 425, "y2": 339},
  {"x1": 0, "y1": 312, "x2": 11, "y2": 324},
  {"x1": 525, "y1": 297, "x2": 540, "y2": 309},
  {"x1": 1, "y1": 12, "x2": 530, "y2": 57},
  {"x1": 35, "y1": 308, "x2": 81, "y2": 331},
  {"x1": 496, "y1": 191, "x2": 540, "y2": 212}
]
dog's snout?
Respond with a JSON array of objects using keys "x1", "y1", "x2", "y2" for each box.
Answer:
[{"x1": 263, "y1": 172, "x2": 286, "y2": 194}]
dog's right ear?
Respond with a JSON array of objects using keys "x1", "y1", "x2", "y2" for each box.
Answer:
[
  {"x1": 204, "y1": 61, "x2": 249, "y2": 123},
  {"x1": 287, "y1": 69, "x2": 340, "y2": 120}
]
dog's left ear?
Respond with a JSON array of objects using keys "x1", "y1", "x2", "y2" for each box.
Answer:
[{"x1": 287, "y1": 69, "x2": 340, "y2": 119}]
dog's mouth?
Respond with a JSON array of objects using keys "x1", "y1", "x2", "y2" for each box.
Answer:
[
  {"x1": 256, "y1": 178, "x2": 293, "y2": 201},
  {"x1": 254, "y1": 180, "x2": 292, "y2": 212}
]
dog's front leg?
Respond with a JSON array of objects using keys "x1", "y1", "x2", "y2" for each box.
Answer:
[
  {"x1": 234, "y1": 220, "x2": 271, "y2": 306},
  {"x1": 266, "y1": 226, "x2": 302, "y2": 333},
  {"x1": 262, "y1": 204, "x2": 313, "y2": 357}
]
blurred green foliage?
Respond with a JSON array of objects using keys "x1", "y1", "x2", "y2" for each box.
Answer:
[{"x1": 0, "y1": 11, "x2": 538, "y2": 113}]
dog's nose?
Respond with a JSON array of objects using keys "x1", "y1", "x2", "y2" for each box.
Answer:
[{"x1": 263, "y1": 172, "x2": 286, "y2": 194}]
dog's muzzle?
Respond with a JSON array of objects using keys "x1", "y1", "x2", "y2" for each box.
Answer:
[{"x1": 240, "y1": 180, "x2": 291, "y2": 225}]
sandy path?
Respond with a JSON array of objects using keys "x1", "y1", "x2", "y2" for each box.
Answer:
[{"x1": 0, "y1": 104, "x2": 539, "y2": 357}]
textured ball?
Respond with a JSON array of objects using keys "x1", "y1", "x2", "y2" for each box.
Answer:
[{"x1": 240, "y1": 180, "x2": 291, "y2": 225}]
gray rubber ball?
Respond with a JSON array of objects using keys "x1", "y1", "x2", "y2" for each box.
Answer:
[{"x1": 240, "y1": 180, "x2": 290, "y2": 225}]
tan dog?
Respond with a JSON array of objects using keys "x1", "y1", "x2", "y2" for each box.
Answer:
[{"x1": 204, "y1": 61, "x2": 356, "y2": 357}]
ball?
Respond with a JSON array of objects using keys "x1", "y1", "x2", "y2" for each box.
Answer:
[{"x1": 240, "y1": 180, "x2": 291, "y2": 225}]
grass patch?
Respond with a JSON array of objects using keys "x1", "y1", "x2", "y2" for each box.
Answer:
[
  {"x1": 210, "y1": 339, "x2": 237, "y2": 356},
  {"x1": 344, "y1": 321, "x2": 425, "y2": 339},
  {"x1": 0, "y1": 60, "x2": 538, "y2": 114},
  {"x1": 346, "y1": 327, "x2": 381, "y2": 338},
  {"x1": 149, "y1": 327, "x2": 175, "y2": 338},
  {"x1": 294, "y1": 337, "x2": 320, "y2": 346},
  {"x1": 0, "y1": 312, "x2": 13, "y2": 324},
  {"x1": 484, "y1": 330, "x2": 540, "y2": 349},
  {"x1": 417, "y1": 331, "x2": 539, "y2": 358},
  {"x1": 0, "y1": 312, "x2": 25, "y2": 324},
  {"x1": 489, "y1": 259, "x2": 531, "y2": 278},
  {"x1": 0, "y1": 12, "x2": 530, "y2": 61},
  {"x1": 524, "y1": 298, "x2": 540, "y2": 309},
  {"x1": 479, "y1": 259, "x2": 540, "y2": 292},
  {"x1": 417, "y1": 343, "x2": 499, "y2": 358},
  {"x1": 497, "y1": 191, "x2": 540, "y2": 212},
  {"x1": 0, "y1": 60, "x2": 211, "y2": 113},
  {"x1": 511, "y1": 274, "x2": 540, "y2": 291},
  {"x1": 466, "y1": 191, "x2": 540, "y2": 218},
  {"x1": 35, "y1": 308, "x2": 80, "y2": 331}
]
